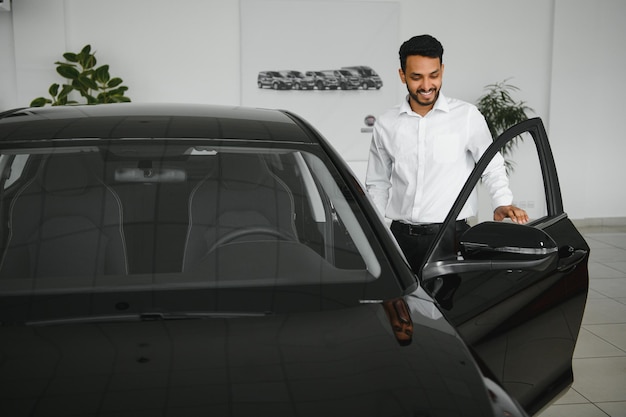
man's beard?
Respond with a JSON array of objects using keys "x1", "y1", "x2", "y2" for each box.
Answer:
[{"x1": 408, "y1": 88, "x2": 440, "y2": 108}]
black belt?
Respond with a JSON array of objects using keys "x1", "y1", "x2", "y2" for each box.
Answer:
[{"x1": 391, "y1": 220, "x2": 467, "y2": 236}]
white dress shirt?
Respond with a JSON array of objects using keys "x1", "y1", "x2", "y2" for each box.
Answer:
[{"x1": 365, "y1": 93, "x2": 513, "y2": 224}]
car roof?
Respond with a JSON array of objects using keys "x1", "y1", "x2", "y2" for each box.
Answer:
[{"x1": 0, "y1": 103, "x2": 317, "y2": 143}]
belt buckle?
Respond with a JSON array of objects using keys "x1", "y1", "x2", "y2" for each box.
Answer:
[
  {"x1": 408, "y1": 223, "x2": 424, "y2": 235},
  {"x1": 408, "y1": 223, "x2": 437, "y2": 235}
]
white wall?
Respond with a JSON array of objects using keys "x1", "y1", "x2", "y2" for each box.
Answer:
[
  {"x1": 240, "y1": 0, "x2": 401, "y2": 182},
  {"x1": 1, "y1": 0, "x2": 625, "y2": 222},
  {"x1": 8, "y1": 0, "x2": 241, "y2": 107},
  {"x1": 0, "y1": 7, "x2": 16, "y2": 106},
  {"x1": 549, "y1": 0, "x2": 626, "y2": 220}
]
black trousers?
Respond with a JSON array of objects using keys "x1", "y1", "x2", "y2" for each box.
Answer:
[{"x1": 390, "y1": 220, "x2": 470, "y2": 272}]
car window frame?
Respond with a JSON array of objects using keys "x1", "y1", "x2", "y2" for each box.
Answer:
[{"x1": 422, "y1": 117, "x2": 563, "y2": 273}]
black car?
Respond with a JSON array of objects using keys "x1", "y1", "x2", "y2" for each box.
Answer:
[{"x1": 0, "y1": 103, "x2": 588, "y2": 417}]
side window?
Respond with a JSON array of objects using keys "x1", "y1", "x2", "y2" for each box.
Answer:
[
  {"x1": 506, "y1": 132, "x2": 548, "y2": 221},
  {"x1": 2, "y1": 154, "x2": 29, "y2": 189},
  {"x1": 472, "y1": 131, "x2": 547, "y2": 225},
  {"x1": 269, "y1": 151, "x2": 379, "y2": 276},
  {"x1": 423, "y1": 119, "x2": 565, "y2": 326},
  {"x1": 300, "y1": 152, "x2": 381, "y2": 277}
]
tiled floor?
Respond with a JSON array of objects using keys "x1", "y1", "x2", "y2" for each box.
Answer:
[{"x1": 538, "y1": 225, "x2": 626, "y2": 417}]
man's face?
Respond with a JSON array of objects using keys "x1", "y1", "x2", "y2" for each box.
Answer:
[{"x1": 399, "y1": 55, "x2": 444, "y2": 116}]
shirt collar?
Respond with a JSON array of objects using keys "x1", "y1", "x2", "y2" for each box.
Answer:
[{"x1": 399, "y1": 92, "x2": 450, "y2": 116}]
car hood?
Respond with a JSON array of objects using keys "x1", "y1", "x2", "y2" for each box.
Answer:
[{"x1": 0, "y1": 297, "x2": 497, "y2": 416}]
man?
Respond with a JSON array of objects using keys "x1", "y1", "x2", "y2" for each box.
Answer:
[{"x1": 365, "y1": 34, "x2": 528, "y2": 272}]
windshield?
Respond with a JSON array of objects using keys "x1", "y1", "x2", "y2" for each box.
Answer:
[{"x1": 0, "y1": 142, "x2": 397, "y2": 323}]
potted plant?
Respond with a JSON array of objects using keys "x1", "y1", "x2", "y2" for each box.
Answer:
[
  {"x1": 30, "y1": 44, "x2": 131, "y2": 107},
  {"x1": 476, "y1": 79, "x2": 532, "y2": 173}
]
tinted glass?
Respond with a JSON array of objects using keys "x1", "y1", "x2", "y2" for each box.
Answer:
[{"x1": 0, "y1": 142, "x2": 398, "y2": 323}]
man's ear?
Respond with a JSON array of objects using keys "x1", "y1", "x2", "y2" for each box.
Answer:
[{"x1": 398, "y1": 68, "x2": 407, "y2": 84}]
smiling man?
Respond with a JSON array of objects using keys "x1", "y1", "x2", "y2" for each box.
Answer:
[{"x1": 365, "y1": 34, "x2": 528, "y2": 272}]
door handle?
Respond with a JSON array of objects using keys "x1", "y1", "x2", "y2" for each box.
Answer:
[{"x1": 557, "y1": 248, "x2": 587, "y2": 272}]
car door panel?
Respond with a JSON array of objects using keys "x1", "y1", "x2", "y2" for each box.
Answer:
[{"x1": 421, "y1": 118, "x2": 589, "y2": 415}]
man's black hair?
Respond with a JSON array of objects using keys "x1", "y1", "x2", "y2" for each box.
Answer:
[{"x1": 399, "y1": 34, "x2": 444, "y2": 72}]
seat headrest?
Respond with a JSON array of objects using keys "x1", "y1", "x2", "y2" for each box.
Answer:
[
  {"x1": 219, "y1": 153, "x2": 269, "y2": 189},
  {"x1": 40, "y1": 155, "x2": 92, "y2": 194}
]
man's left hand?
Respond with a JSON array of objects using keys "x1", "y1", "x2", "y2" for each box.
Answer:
[{"x1": 494, "y1": 205, "x2": 529, "y2": 224}]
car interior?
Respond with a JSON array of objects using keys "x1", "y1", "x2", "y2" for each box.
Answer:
[
  {"x1": 0, "y1": 152, "x2": 128, "y2": 278},
  {"x1": 0, "y1": 145, "x2": 383, "y2": 291}
]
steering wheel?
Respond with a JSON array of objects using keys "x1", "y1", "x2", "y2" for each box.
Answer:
[{"x1": 208, "y1": 227, "x2": 295, "y2": 253}]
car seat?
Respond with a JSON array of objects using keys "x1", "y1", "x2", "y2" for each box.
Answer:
[
  {"x1": 0, "y1": 153, "x2": 128, "y2": 278},
  {"x1": 182, "y1": 152, "x2": 297, "y2": 272}
]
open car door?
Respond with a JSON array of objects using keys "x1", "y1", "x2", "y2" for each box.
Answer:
[{"x1": 420, "y1": 118, "x2": 589, "y2": 415}]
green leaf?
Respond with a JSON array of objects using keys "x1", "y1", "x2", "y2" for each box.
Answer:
[
  {"x1": 96, "y1": 92, "x2": 111, "y2": 103},
  {"x1": 82, "y1": 54, "x2": 96, "y2": 70},
  {"x1": 59, "y1": 84, "x2": 74, "y2": 99},
  {"x1": 107, "y1": 77, "x2": 123, "y2": 88},
  {"x1": 57, "y1": 65, "x2": 80, "y2": 79},
  {"x1": 71, "y1": 79, "x2": 88, "y2": 96},
  {"x1": 63, "y1": 52, "x2": 78, "y2": 62},
  {"x1": 94, "y1": 65, "x2": 111, "y2": 84},
  {"x1": 53, "y1": 94, "x2": 68, "y2": 106},
  {"x1": 76, "y1": 45, "x2": 95, "y2": 70},
  {"x1": 48, "y1": 83, "x2": 60, "y2": 96},
  {"x1": 80, "y1": 45, "x2": 92, "y2": 56},
  {"x1": 33, "y1": 43, "x2": 131, "y2": 106},
  {"x1": 85, "y1": 95, "x2": 99, "y2": 105},
  {"x1": 30, "y1": 97, "x2": 49, "y2": 107},
  {"x1": 81, "y1": 68, "x2": 95, "y2": 78},
  {"x1": 78, "y1": 74, "x2": 99, "y2": 91},
  {"x1": 110, "y1": 95, "x2": 131, "y2": 103},
  {"x1": 476, "y1": 79, "x2": 534, "y2": 173},
  {"x1": 108, "y1": 86, "x2": 129, "y2": 96}
]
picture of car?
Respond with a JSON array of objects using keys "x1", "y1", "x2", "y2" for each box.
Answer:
[
  {"x1": 279, "y1": 70, "x2": 315, "y2": 90},
  {"x1": 257, "y1": 70, "x2": 293, "y2": 89},
  {"x1": 333, "y1": 69, "x2": 361, "y2": 90},
  {"x1": 342, "y1": 65, "x2": 383, "y2": 89},
  {"x1": 305, "y1": 70, "x2": 339, "y2": 90},
  {"x1": 0, "y1": 103, "x2": 589, "y2": 417}
]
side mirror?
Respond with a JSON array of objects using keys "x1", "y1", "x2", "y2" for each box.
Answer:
[
  {"x1": 422, "y1": 222, "x2": 560, "y2": 310},
  {"x1": 459, "y1": 222, "x2": 558, "y2": 261}
]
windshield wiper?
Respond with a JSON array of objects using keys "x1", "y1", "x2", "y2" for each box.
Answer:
[
  {"x1": 24, "y1": 311, "x2": 272, "y2": 326},
  {"x1": 138, "y1": 311, "x2": 271, "y2": 320}
]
